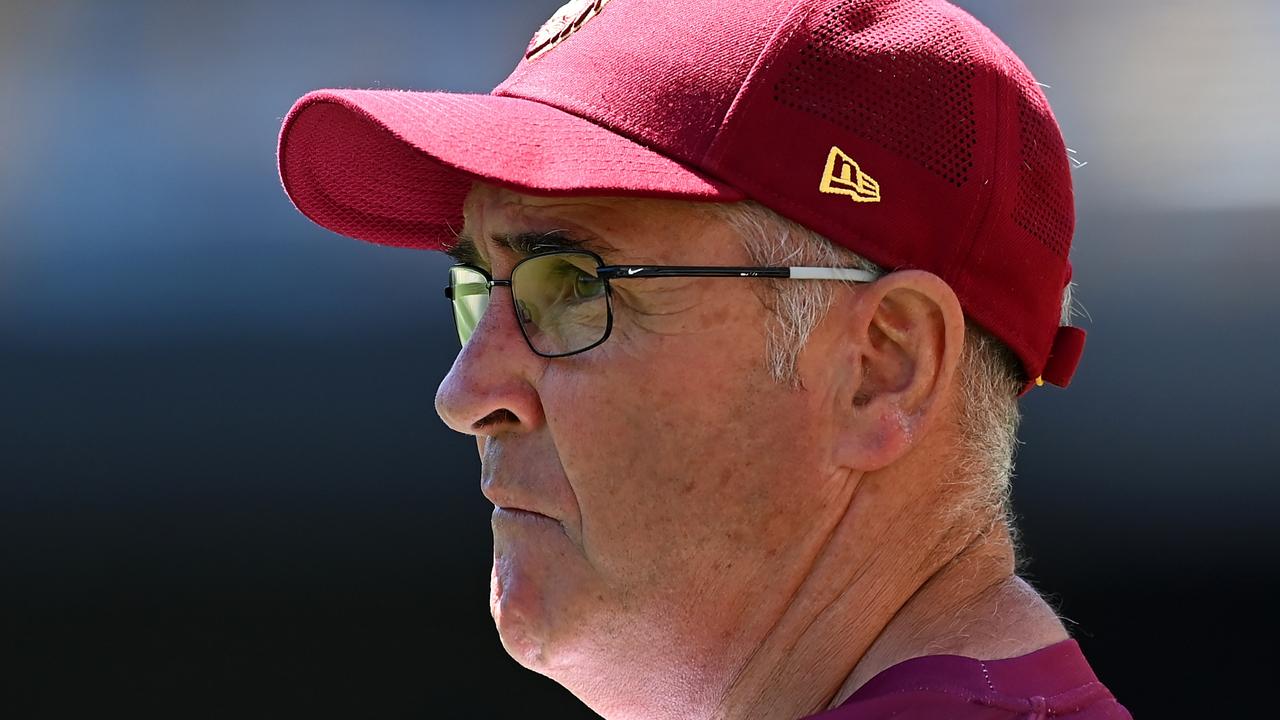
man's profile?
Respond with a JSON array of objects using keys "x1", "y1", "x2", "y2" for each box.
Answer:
[{"x1": 276, "y1": 0, "x2": 1130, "y2": 717}]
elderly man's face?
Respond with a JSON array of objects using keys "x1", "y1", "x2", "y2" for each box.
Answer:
[{"x1": 435, "y1": 186, "x2": 861, "y2": 706}]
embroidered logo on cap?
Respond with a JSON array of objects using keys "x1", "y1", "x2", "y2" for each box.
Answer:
[
  {"x1": 525, "y1": 0, "x2": 613, "y2": 61},
  {"x1": 819, "y1": 146, "x2": 882, "y2": 203}
]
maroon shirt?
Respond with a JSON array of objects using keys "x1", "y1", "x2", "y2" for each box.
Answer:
[{"x1": 803, "y1": 639, "x2": 1131, "y2": 719}]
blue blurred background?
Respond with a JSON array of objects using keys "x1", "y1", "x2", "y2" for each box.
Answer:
[{"x1": 2, "y1": 0, "x2": 1277, "y2": 716}]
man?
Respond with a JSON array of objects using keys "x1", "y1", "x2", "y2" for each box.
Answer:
[{"x1": 277, "y1": 0, "x2": 1130, "y2": 718}]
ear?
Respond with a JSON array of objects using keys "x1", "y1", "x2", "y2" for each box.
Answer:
[{"x1": 828, "y1": 270, "x2": 966, "y2": 472}]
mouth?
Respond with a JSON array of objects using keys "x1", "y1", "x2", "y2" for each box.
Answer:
[{"x1": 492, "y1": 506, "x2": 560, "y2": 524}]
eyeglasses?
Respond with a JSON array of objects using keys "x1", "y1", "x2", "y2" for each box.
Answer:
[{"x1": 444, "y1": 250, "x2": 879, "y2": 357}]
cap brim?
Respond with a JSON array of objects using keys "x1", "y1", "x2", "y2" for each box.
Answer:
[{"x1": 277, "y1": 89, "x2": 745, "y2": 250}]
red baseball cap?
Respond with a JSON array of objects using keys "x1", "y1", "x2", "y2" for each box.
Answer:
[{"x1": 278, "y1": 0, "x2": 1085, "y2": 394}]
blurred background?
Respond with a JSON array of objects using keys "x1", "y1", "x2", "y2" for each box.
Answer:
[{"x1": 2, "y1": 0, "x2": 1277, "y2": 716}]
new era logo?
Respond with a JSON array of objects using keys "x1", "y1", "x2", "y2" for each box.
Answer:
[{"x1": 819, "y1": 146, "x2": 881, "y2": 203}]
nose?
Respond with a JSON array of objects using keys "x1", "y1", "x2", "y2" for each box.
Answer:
[{"x1": 435, "y1": 286, "x2": 546, "y2": 437}]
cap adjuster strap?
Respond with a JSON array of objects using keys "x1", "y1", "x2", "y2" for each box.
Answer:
[{"x1": 1037, "y1": 325, "x2": 1087, "y2": 388}]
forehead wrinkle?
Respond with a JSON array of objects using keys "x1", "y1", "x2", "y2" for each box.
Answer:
[
  {"x1": 470, "y1": 200, "x2": 628, "y2": 261},
  {"x1": 462, "y1": 183, "x2": 724, "y2": 266},
  {"x1": 450, "y1": 220, "x2": 618, "y2": 266}
]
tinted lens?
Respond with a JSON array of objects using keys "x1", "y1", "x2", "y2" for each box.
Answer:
[
  {"x1": 449, "y1": 266, "x2": 490, "y2": 347},
  {"x1": 511, "y1": 253, "x2": 609, "y2": 356}
]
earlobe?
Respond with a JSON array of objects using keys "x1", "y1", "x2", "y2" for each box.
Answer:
[{"x1": 831, "y1": 270, "x2": 965, "y2": 472}]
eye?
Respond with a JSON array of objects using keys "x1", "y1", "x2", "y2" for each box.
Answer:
[{"x1": 573, "y1": 271, "x2": 605, "y2": 300}]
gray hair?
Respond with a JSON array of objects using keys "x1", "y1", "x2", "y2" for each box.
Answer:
[{"x1": 705, "y1": 201, "x2": 1077, "y2": 536}]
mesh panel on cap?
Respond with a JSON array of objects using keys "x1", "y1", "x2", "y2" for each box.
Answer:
[
  {"x1": 1012, "y1": 76, "x2": 1073, "y2": 259},
  {"x1": 772, "y1": 0, "x2": 978, "y2": 188}
]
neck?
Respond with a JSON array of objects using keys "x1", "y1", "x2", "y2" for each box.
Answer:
[
  {"x1": 711, "y1": 495, "x2": 1067, "y2": 720},
  {"x1": 830, "y1": 523, "x2": 1069, "y2": 706}
]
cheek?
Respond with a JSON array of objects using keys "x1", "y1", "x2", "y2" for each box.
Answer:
[{"x1": 541, "y1": 315, "x2": 823, "y2": 588}]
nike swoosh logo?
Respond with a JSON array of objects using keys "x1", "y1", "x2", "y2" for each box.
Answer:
[{"x1": 627, "y1": 268, "x2": 643, "y2": 275}]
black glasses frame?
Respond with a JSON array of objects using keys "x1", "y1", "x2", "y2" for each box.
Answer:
[{"x1": 443, "y1": 249, "x2": 879, "y2": 358}]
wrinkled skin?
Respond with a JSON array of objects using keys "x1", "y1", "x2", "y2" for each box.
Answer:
[{"x1": 435, "y1": 184, "x2": 1068, "y2": 720}]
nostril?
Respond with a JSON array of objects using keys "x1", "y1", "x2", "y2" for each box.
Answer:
[{"x1": 473, "y1": 409, "x2": 519, "y2": 431}]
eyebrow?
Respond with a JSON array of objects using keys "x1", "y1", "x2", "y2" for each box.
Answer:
[{"x1": 444, "y1": 229, "x2": 615, "y2": 265}]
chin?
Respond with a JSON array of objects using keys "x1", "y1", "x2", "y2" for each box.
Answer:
[
  {"x1": 489, "y1": 515, "x2": 601, "y2": 676},
  {"x1": 497, "y1": 621, "x2": 553, "y2": 672},
  {"x1": 490, "y1": 554, "x2": 565, "y2": 674}
]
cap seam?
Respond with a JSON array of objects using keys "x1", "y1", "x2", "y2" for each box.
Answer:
[
  {"x1": 704, "y1": 0, "x2": 815, "y2": 166},
  {"x1": 945, "y1": 12, "x2": 1002, "y2": 294},
  {"x1": 488, "y1": 87, "x2": 747, "y2": 194},
  {"x1": 946, "y1": 18, "x2": 1047, "y2": 383}
]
